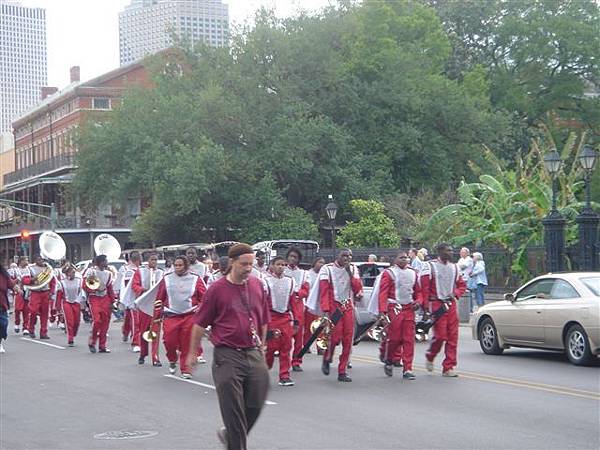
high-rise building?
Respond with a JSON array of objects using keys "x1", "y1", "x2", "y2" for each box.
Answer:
[
  {"x1": 119, "y1": 0, "x2": 229, "y2": 66},
  {"x1": 0, "y1": 1, "x2": 47, "y2": 133}
]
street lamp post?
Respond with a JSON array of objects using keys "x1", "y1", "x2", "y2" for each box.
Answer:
[
  {"x1": 325, "y1": 195, "x2": 338, "y2": 262},
  {"x1": 542, "y1": 149, "x2": 566, "y2": 272},
  {"x1": 575, "y1": 144, "x2": 599, "y2": 271}
]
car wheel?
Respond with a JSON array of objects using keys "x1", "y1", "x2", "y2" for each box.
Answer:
[
  {"x1": 565, "y1": 324, "x2": 593, "y2": 366},
  {"x1": 478, "y1": 317, "x2": 504, "y2": 355}
]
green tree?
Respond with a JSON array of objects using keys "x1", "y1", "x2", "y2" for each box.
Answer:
[
  {"x1": 238, "y1": 207, "x2": 320, "y2": 243},
  {"x1": 337, "y1": 199, "x2": 400, "y2": 248}
]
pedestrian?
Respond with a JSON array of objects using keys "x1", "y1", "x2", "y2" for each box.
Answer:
[
  {"x1": 457, "y1": 247, "x2": 473, "y2": 282},
  {"x1": 1, "y1": 258, "x2": 19, "y2": 353},
  {"x1": 83, "y1": 254, "x2": 115, "y2": 353},
  {"x1": 283, "y1": 247, "x2": 307, "y2": 372},
  {"x1": 24, "y1": 254, "x2": 55, "y2": 339},
  {"x1": 253, "y1": 250, "x2": 268, "y2": 275},
  {"x1": 375, "y1": 250, "x2": 423, "y2": 379},
  {"x1": 59, "y1": 265, "x2": 85, "y2": 347},
  {"x1": 131, "y1": 252, "x2": 164, "y2": 366},
  {"x1": 188, "y1": 243, "x2": 270, "y2": 450},
  {"x1": 12, "y1": 256, "x2": 30, "y2": 334},
  {"x1": 470, "y1": 252, "x2": 488, "y2": 313},
  {"x1": 317, "y1": 249, "x2": 363, "y2": 382},
  {"x1": 265, "y1": 256, "x2": 301, "y2": 386},
  {"x1": 421, "y1": 243, "x2": 466, "y2": 377},
  {"x1": 153, "y1": 255, "x2": 205, "y2": 378},
  {"x1": 409, "y1": 248, "x2": 423, "y2": 273}
]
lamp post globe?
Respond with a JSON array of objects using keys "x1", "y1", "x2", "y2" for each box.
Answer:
[
  {"x1": 325, "y1": 195, "x2": 338, "y2": 261},
  {"x1": 576, "y1": 144, "x2": 599, "y2": 271}
]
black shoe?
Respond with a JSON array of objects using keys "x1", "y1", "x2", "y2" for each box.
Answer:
[
  {"x1": 88, "y1": 345, "x2": 96, "y2": 353},
  {"x1": 321, "y1": 358, "x2": 330, "y2": 376},
  {"x1": 393, "y1": 361, "x2": 403, "y2": 368},
  {"x1": 337, "y1": 373, "x2": 352, "y2": 382},
  {"x1": 403, "y1": 371, "x2": 416, "y2": 380},
  {"x1": 292, "y1": 365, "x2": 303, "y2": 372},
  {"x1": 29, "y1": 333, "x2": 36, "y2": 339},
  {"x1": 138, "y1": 357, "x2": 145, "y2": 365},
  {"x1": 40, "y1": 335, "x2": 50, "y2": 340},
  {"x1": 152, "y1": 361, "x2": 162, "y2": 367},
  {"x1": 122, "y1": 335, "x2": 128, "y2": 343},
  {"x1": 68, "y1": 341, "x2": 74, "y2": 347},
  {"x1": 379, "y1": 354, "x2": 385, "y2": 363},
  {"x1": 98, "y1": 348, "x2": 111, "y2": 353},
  {"x1": 384, "y1": 363, "x2": 393, "y2": 377},
  {"x1": 278, "y1": 378, "x2": 295, "y2": 386}
]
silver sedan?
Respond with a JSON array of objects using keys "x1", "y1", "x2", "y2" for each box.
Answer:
[{"x1": 471, "y1": 272, "x2": 600, "y2": 365}]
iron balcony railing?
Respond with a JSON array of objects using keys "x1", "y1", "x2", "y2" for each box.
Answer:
[{"x1": 3, "y1": 153, "x2": 76, "y2": 186}]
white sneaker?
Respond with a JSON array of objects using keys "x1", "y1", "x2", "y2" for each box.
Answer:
[
  {"x1": 0, "y1": 342, "x2": 5, "y2": 353},
  {"x1": 14, "y1": 326, "x2": 19, "y2": 333},
  {"x1": 169, "y1": 362, "x2": 177, "y2": 374},
  {"x1": 197, "y1": 356, "x2": 206, "y2": 364},
  {"x1": 132, "y1": 346, "x2": 141, "y2": 353},
  {"x1": 442, "y1": 369, "x2": 459, "y2": 377},
  {"x1": 58, "y1": 323, "x2": 65, "y2": 330},
  {"x1": 22, "y1": 330, "x2": 29, "y2": 336},
  {"x1": 181, "y1": 373, "x2": 192, "y2": 379},
  {"x1": 425, "y1": 359, "x2": 434, "y2": 372}
]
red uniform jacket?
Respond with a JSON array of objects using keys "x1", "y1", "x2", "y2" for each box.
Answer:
[{"x1": 377, "y1": 267, "x2": 423, "y2": 313}]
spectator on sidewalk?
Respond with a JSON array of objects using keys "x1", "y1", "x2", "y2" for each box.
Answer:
[{"x1": 470, "y1": 252, "x2": 488, "y2": 313}]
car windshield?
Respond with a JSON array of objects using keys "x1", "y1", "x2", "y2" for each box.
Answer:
[{"x1": 580, "y1": 277, "x2": 600, "y2": 297}]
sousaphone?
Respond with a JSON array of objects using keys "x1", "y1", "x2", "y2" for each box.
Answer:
[
  {"x1": 93, "y1": 233, "x2": 122, "y2": 261},
  {"x1": 29, "y1": 231, "x2": 67, "y2": 291}
]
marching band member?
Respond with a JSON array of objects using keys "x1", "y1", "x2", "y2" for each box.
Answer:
[
  {"x1": 49, "y1": 265, "x2": 65, "y2": 331},
  {"x1": 131, "y1": 253, "x2": 164, "y2": 366},
  {"x1": 253, "y1": 250, "x2": 268, "y2": 275},
  {"x1": 297, "y1": 257, "x2": 325, "y2": 359},
  {"x1": 284, "y1": 247, "x2": 308, "y2": 372},
  {"x1": 186, "y1": 247, "x2": 207, "y2": 279},
  {"x1": 1, "y1": 259, "x2": 18, "y2": 353},
  {"x1": 119, "y1": 252, "x2": 142, "y2": 351},
  {"x1": 11, "y1": 258, "x2": 30, "y2": 334},
  {"x1": 207, "y1": 256, "x2": 229, "y2": 287},
  {"x1": 265, "y1": 256, "x2": 302, "y2": 386},
  {"x1": 83, "y1": 255, "x2": 115, "y2": 353},
  {"x1": 59, "y1": 265, "x2": 85, "y2": 347},
  {"x1": 421, "y1": 243, "x2": 466, "y2": 377},
  {"x1": 153, "y1": 255, "x2": 205, "y2": 378},
  {"x1": 376, "y1": 251, "x2": 422, "y2": 379},
  {"x1": 318, "y1": 249, "x2": 363, "y2": 382},
  {"x1": 23, "y1": 254, "x2": 56, "y2": 339}
]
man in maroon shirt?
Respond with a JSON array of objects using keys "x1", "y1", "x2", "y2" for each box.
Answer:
[{"x1": 188, "y1": 243, "x2": 270, "y2": 450}]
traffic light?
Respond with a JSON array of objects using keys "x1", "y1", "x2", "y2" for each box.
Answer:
[{"x1": 20, "y1": 229, "x2": 30, "y2": 240}]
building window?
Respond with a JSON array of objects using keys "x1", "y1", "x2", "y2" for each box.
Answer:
[{"x1": 92, "y1": 98, "x2": 111, "y2": 110}]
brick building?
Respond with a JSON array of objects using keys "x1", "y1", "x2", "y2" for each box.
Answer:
[{"x1": 0, "y1": 61, "x2": 153, "y2": 262}]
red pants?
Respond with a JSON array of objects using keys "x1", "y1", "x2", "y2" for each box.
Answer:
[
  {"x1": 265, "y1": 312, "x2": 294, "y2": 379},
  {"x1": 63, "y1": 302, "x2": 81, "y2": 342},
  {"x1": 426, "y1": 301, "x2": 459, "y2": 372},
  {"x1": 88, "y1": 296, "x2": 112, "y2": 349},
  {"x1": 297, "y1": 309, "x2": 318, "y2": 363},
  {"x1": 122, "y1": 309, "x2": 141, "y2": 346},
  {"x1": 291, "y1": 307, "x2": 307, "y2": 367},
  {"x1": 382, "y1": 305, "x2": 415, "y2": 371},
  {"x1": 138, "y1": 311, "x2": 161, "y2": 363},
  {"x1": 163, "y1": 313, "x2": 196, "y2": 374},
  {"x1": 28, "y1": 291, "x2": 51, "y2": 336},
  {"x1": 14, "y1": 293, "x2": 29, "y2": 327},
  {"x1": 324, "y1": 305, "x2": 354, "y2": 375}
]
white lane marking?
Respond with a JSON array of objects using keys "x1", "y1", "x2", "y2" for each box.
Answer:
[
  {"x1": 164, "y1": 374, "x2": 216, "y2": 390},
  {"x1": 163, "y1": 374, "x2": 278, "y2": 405},
  {"x1": 20, "y1": 337, "x2": 66, "y2": 349}
]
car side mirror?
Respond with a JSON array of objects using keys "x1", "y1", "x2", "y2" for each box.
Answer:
[{"x1": 504, "y1": 293, "x2": 515, "y2": 302}]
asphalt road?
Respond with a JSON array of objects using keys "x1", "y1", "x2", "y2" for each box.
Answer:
[{"x1": 1, "y1": 320, "x2": 598, "y2": 450}]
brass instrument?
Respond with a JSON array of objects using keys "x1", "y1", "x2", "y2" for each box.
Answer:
[
  {"x1": 309, "y1": 316, "x2": 333, "y2": 351},
  {"x1": 142, "y1": 318, "x2": 162, "y2": 342},
  {"x1": 93, "y1": 233, "x2": 122, "y2": 261},
  {"x1": 366, "y1": 314, "x2": 391, "y2": 342},
  {"x1": 85, "y1": 274, "x2": 101, "y2": 291},
  {"x1": 28, "y1": 264, "x2": 54, "y2": 291}
]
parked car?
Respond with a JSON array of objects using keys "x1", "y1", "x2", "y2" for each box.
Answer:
[
  {"x1": 471, "y1": 272, "x2": 600, "y2": 365},
  {"x1": 252, "y1": 240, "x2": 320, "y2": 270}
]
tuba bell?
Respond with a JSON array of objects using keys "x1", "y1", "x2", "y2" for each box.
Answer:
[
  {"x1": 93, "y1": 233, "x2": 122, "y2": 261},
  {"x1": 39, "y1": 231, "x2": 67, "y2": 261}
]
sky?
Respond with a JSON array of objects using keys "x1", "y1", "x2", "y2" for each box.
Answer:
[{"x1": 19, "y1": 0, "x2": 333, "y2": 88}]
